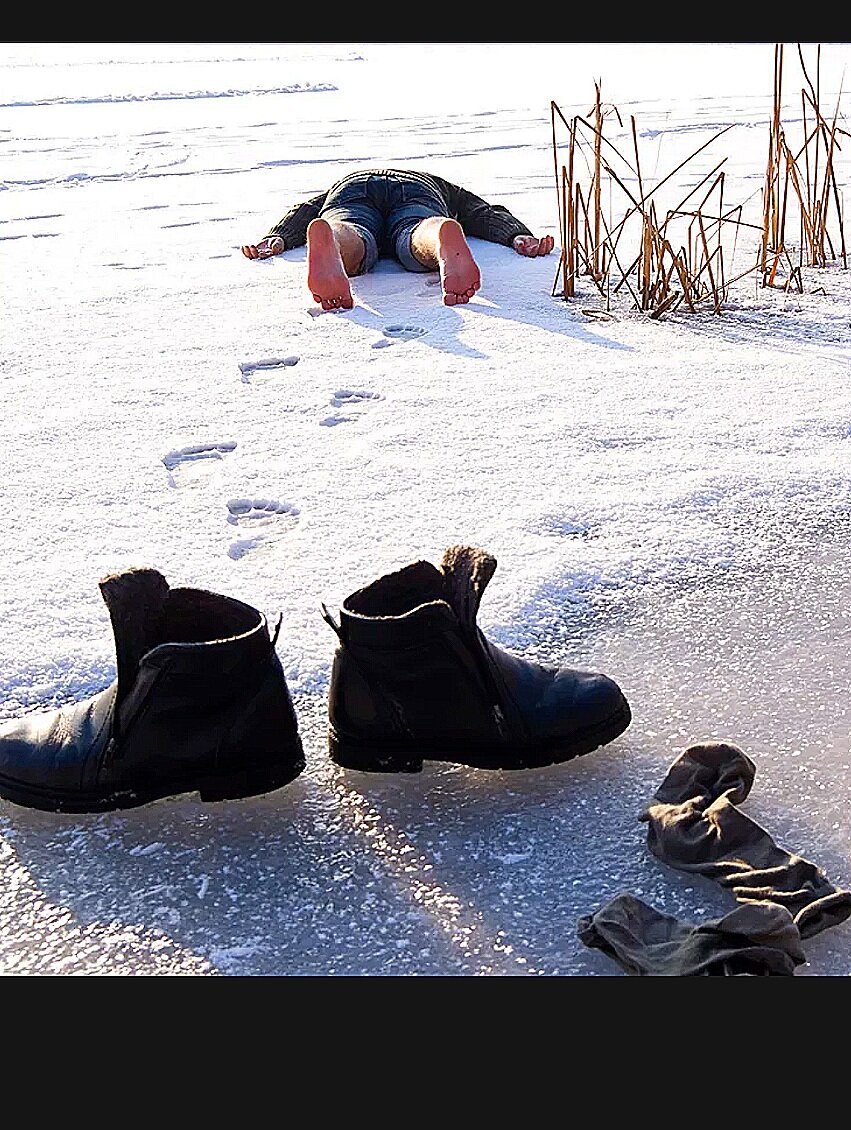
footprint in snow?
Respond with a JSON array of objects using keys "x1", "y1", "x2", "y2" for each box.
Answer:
[
  {"x1": 226, "y1": 498, "x2": 300, "y2": 560},
  {"x1": 162, "y1": 441, "x2": 236, "y2": 488},
  {"x1": 238, "y1": 356, "x2": 299, "y2": 383},
  {"x1": 371, "y1": 323, "x2": 428, "y2": 349},
  {"x1": 319, "y1": 389, "x2": 383, "y2": 427}
]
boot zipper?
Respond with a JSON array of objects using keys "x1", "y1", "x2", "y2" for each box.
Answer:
[
  {"x1": 102, "y1": 667, "x2": 166, "y2": 764},
  {"x1": 492, "y1": 702, "x2": 509, "y2": 740},
  {"x1": 461, "y1": 625, "x2": 512, "y2": 742}
]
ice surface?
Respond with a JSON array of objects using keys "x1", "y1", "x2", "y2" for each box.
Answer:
[{"x1": 1, "y1": 42, "x2": 849, "y2": 975}]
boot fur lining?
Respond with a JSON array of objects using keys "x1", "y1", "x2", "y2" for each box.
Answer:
[
  {"x1": 440, "y1": 545, "x2": 497, "y2": 628},
  {"x1": 99, "y1": 568, "x2": 170, "y2": 698},
  {"x1": 99, "y1": 571, "x2": 262, "y2": 695},
  {"x1": 346, "y1": 561, "x2": 445, "y2": 618},
  {"x1": 164, "y1": 588, "x2": 260, "y2": 643},
  {"x1": 346, "y1": 548, "x2": 497, "y2": 623}
]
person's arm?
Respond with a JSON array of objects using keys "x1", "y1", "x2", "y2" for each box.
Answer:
[
  {"x1": 243, "y1": 190, "x2": 329, "y2": 259},
  {"x1": 432, "y1": 175, "x2": 535, "y2": 247},
  {"x1": 265, "y1": 191, "x2": 328, "y2": 249}
]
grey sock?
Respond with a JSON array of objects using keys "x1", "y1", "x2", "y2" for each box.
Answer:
[
  {"x1": 578, "y1": 892, "x2": 806, "y2": 976},
  {"x1": 641, "y1": 741, "x2": 851, "y2": 939}
]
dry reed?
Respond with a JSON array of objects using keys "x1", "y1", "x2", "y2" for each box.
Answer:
[{"x1": 552, "y1": 43, "x2": 847, "y2": 317}]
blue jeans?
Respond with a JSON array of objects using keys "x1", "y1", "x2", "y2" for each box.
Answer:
[{"x1": 318, "y1": 169, "x2": 451, "y2": 275}]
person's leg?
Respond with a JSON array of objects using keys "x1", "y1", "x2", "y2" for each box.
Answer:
[
  {"x1": 409, "y1": 216, "x2": 481, "y2": 306},
  {"x1": 306, "y1": 218, "x2": 366, "y2": 311},
  {"x1": 308, "y1": 172, "x2": 383, "y2": 310},
  {"x1": 382, "y1": 171, "x2": 480, "y2": 306}
]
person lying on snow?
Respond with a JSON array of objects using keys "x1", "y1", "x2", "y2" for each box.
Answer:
[{"x1": 241, "y1": 167, "x2": 554, "y2": 309}]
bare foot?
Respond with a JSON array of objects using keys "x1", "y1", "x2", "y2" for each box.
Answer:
[
  {"x1": 242, "y1": 236, "x2": 284, "y2": 260},
  {"x1": 306, "y1": 218, "x2": 353, "y2": 310},
  {"x1": 435, "y1": 219, "x2": 481, "y2": 306}
]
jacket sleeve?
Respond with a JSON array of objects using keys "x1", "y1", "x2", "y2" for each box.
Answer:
[
  {"x1": 433, "y1": 175, "x2": 534, "y2": 247},
  {"x1": 264, "y1": 191, "x2": 328, "y2": 249}
]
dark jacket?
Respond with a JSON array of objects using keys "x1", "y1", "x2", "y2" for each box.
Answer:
[{"x1": 265, "y1": 168, "x2": 533, "y2": 250}]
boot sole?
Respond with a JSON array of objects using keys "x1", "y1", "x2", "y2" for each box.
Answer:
[
  {"x1": 0, "y1": 749, "x2": 305, "y2": 814},
  {"x1": 328, "y1": 699, "x2": 632, "y2": 773}
]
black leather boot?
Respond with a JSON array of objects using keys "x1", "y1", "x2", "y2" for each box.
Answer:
[
  {"x1": 0, "y1": 568, "x2": 305, "y2": 813},
  {"x1": 322, "y1": 545, "x2": 631, "y2": 772}
]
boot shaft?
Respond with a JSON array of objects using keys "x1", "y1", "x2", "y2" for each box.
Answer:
[
  {"x1": 328, "y1": 548, "x2": 506, "y2": 746},
  {"x1": 103, "y1": 577, "x2": 300, "y2": 779},
  {"x1": 329, "y1": 624, "x2": 503, "y2": 745}
]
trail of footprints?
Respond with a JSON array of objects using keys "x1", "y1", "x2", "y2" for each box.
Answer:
[
  {"x1": 161, "y1": 318, "x2": 422, "y2": 557},
  {"x1": 161, "y1": 441, "x2": 301, "y2": 560},
  {"x1": 237, "y1": 322, "x2": 427, "y2": 383}
]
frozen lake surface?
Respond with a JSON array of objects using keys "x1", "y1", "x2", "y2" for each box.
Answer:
[{"x1": 1, "y1": 42, "x2": 850, "y2": 974}]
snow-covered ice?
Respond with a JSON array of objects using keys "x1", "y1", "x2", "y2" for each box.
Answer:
[{"x1": 1, "y1": 42, "x2": 850, "y2": 975}]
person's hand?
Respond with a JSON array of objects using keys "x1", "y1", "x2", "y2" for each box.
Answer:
[
  {"x1": 241, "y1": 236, "x2": 285, "y2": 260},
  {"x1": 512, "y1": 234, "x2": 554, "y2": 257}
]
